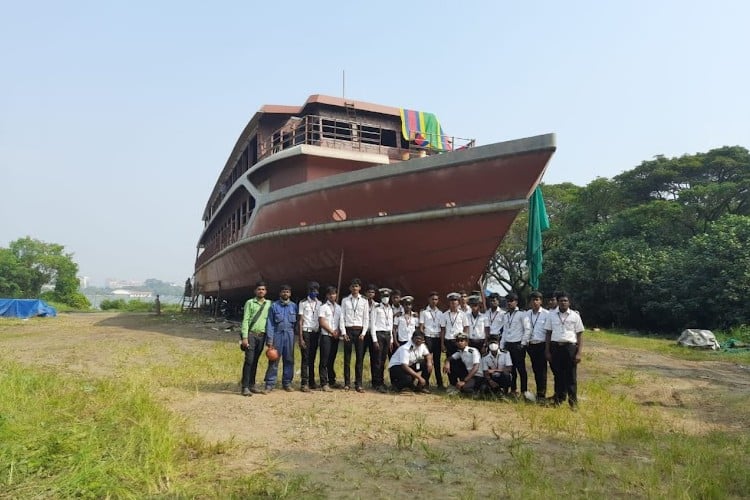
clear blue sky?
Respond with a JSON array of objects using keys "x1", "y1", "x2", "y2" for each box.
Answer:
[{"x1": 2, "y1": 1, "x2": 748, "y2": 287}]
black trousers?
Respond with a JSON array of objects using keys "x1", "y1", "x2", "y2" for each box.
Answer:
[
  {"x1": 444, "y1": 339, "x2": 459, "y2": 385},
  {"x1": 389, "y1": 363, "x2": 429, "y2": 391},
  {"x1": 241, "y1": 333, "x2": 266, "y2": 389},
  {"x1": 527, "y1": 342, "x2": 548, "y2": 398},
  {"x1": 318, "y1": 334, "x2": 338, "y2": 387},
  {"x1": 425, "y1": 336, "x2": 443, "y2": 387},
  {"x1": 448, "y1": 358, "x2": 481, "y2": 393},
  {"x1": 300, "y1": 330, "x2": 319, "y2": 387},
  {"x1": 549, "y1": 342, "x2": 578, "y2": 403},
  {"x1": 504, "y1": 342, "x2": 528, "y2": 393},
  {"x1": 343, "y1": 327, "x2": 366, "y2": 387},
  {"x1": 370, "y1": 331, "x2": 391, "y2": 387},
  {"x1": 484, "y1": 371, "x2": 512, "y2": 393}
]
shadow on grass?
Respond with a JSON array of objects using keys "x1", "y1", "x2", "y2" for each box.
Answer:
[{"x1": 94, "y1": 312, "x2": 240, "y2": 343}]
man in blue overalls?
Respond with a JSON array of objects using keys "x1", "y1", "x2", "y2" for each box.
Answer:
[{"x1": 263, "y1": 284, "x2": 298, "y2": 392}]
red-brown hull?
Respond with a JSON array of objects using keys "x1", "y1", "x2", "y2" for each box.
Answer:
[{"x1": 195, "y1": 135, "x2": 555, "y2": 306}]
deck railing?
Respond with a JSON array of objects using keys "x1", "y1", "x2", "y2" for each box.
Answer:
[{"x1": 257, "y1": 114, "x2": 475, "y2": 163}]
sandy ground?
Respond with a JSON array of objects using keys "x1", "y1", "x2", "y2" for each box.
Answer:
[{"x1": 2, "y1": 312, "x2": 749, "y2": 497}]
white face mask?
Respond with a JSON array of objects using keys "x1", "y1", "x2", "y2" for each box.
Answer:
[
  {"x1": 489, "y1": 343, "x2": 499, "y2": 353},
  {"x1": 381, "y1": 296, "x2": 390, "y2": 305}
]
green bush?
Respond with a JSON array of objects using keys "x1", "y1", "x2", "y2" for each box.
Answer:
[
  {"x1": 99, "y1": 299, "x2": 156, "y2": 312},
  {"x1": 100, "y1": 299, "x2": 126, "y2": 310}
]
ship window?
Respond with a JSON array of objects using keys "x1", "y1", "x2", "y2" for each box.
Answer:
[
  {"x1": 380, "y1": 129, "x2": 397, "y2": 147},
  {"x1": 360, "y1": 125, "x2": 379, "y2": 145},
  {"x1": 321, "y1": 119, "x2": 351, "y2": 141}
]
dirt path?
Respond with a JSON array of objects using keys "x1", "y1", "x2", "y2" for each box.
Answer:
[{"x1": 3, "y1": 313, "x2": 749, "y2": 497}]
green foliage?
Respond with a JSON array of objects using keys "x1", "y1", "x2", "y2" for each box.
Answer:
[
  {"x1": 100, "y1": 299, "x2": 160, "y2": 312},
  {"x1": 536, "y1": 146, "x2": 750, "y2": 332},
  {"x1": 100, "y1": 299, "x2": 126, "y2": 310},
  {"x1": 0, "y1": 237, "x2": 88, "y2": 309}
]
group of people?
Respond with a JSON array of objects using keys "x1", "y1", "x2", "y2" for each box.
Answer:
[{"x1": 239, "y1": 278, "x2": 585, "y2": 409}]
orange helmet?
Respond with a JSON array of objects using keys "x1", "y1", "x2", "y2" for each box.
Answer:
[{"x1": 266, "y1": 346, "x2": 280, "y2": 362}]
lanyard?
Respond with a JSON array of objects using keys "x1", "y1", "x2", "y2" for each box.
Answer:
[
  {"x1": 488, "y1": 309, "x2": 500, "y2": 324},
  {"x1": 448, "y1": 311, "x2": 460, "y2": 330},
  {"x1": 471, "y1": 313, "x2": 481, "y2": 330},
  {"x1": 530, "y1": 310, "x2": 541, "y2": 330},
  {"x1": 506, "y1": 309, "x2": 517, "y2": 328}
]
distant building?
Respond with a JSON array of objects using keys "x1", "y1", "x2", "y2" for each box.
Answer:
[
  {"x1": 111, "y1": 289, "x2": 152, "y2": 298},
  {"x1": 106, "y1": 279, "x2": 144, "y2": 289}
]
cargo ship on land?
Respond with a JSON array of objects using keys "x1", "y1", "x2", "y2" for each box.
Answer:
[{"x1": 193, "y1": 94, "x2": 555, "y2": 310}]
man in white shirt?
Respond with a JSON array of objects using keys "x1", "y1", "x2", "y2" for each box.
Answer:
[
  {"x1": 388, "y1": 331, "x2": 432, "y2": 393},
  {"x1": 466, "y1": 296, "x2": 487, "y2": 352},
  {"x1": 298, "y1": 281, "x2": 322, "y2": 392},
  {"x1": 484, "y1": 293, "x2": 505, "y2": 338},
  {"x1": 419, "y1": 291, "x2": 444, "y2": 389},
  {"x1": 526, "y1": 291, "x2": 550, "y2": 401},
  {"x1": 441, "y1": 292, "x2": 471, "y2": 387},
  {"x1": 481, "y1": 338, "x2": 513, "y2": 396},
  {"x1": 544, "y1": 292, "x2": 585, "y2": 409},
  {"x1": 500, "y1": 292, "x2": 532, "y2": 399},
  {"x1": 394, "y1": 295, "x2": 418, "y2": 346},
  {"x1": 370, "y1": 287, "x2": 395, "y2": 393},
  {"x1": 341, "y1": 278, "x2": 370, "y2": 392},
  {"x1": 443, "y1": 333, "x2": 482, "y2": 394},
  {"x1": 318, "y1": 286, "x2": 342, "y2": 392}
]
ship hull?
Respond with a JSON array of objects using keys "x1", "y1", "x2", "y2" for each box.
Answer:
[{"x1": 195, "y1": 134, "x2": 555, "y2": 306}]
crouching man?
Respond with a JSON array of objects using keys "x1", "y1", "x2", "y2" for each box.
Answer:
[
  {"x1": 388, "y1": 331, "x2": 433, "y2": 393},
  {"x1": 482, "y1": 337, "x2": 513, "y2": 396},
  {"x1": 443, "y1": 333, "x2": 482, "y2": 395}
]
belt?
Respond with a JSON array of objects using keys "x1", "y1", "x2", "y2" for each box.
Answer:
[
  {"x1": 250, "y1": 331, "x2": 265, "y2": 336},
  {"x1": 302, "y1": 329, "x2": 318, "y2": 333},
  {"x1": 504, "y1": 341, "x2": 521, "y2": 345},
  {"x1": 551, "y1": 341, "x2": 576, "y2": 346},
  {"x1": 346, "y1": 326, "x2": 363, "y2": 331}
]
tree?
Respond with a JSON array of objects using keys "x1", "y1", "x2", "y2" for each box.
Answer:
[
  {"x1": 0, "y1": 248, "x2": 36, "y2": 297},
  {"x1": 484, "y1": 183, "x2": 581, "y2": 302},
  {"x1": 2, "y1": 237, "x2": 90, "y2": 308},
  {"x1": 677, "y1": 214, "x2": 750, "y2": 329},
  {"x1": 540, "y1": 146, "x2": 750, "y2": 332}
]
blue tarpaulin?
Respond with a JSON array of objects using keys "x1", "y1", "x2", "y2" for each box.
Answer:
[{"x1": 0, "y1": 299, "x2": 57, "y2": 319}]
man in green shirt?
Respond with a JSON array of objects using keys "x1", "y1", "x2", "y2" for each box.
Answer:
[{"x1": 240, "y1": 281, "x2": 271, "y2": 396}]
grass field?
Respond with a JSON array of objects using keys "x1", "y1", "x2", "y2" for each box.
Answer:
[{"x1": 1, "y1": 313, "x2": 748, "y2": 498}]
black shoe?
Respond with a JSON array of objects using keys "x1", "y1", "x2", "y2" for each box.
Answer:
[
  {"x1": 377, "y1": 385, "x2": 388, "y2": 394},
  {"x1": 355, "y1": 386, "x2": 365, "y2": 393},
  {"x1": 241, "y1": 387, "x2": 252, "y2": 397}
]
